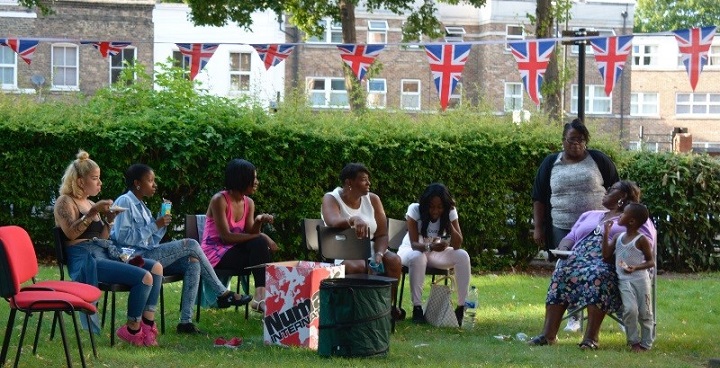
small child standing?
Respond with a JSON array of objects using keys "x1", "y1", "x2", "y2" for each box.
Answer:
[{"x1": 602, "y1": 202, "x2": 655, "y2": 352}]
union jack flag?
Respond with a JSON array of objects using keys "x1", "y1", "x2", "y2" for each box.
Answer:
[
  {"x1": 508, "y1": 40, "x2": 555, "y2": 106},
  {"x1": 81, "y1": 41, "x2": 132, "y2": 58},
  {"x1": 336, "y1": 44, "x2": 385, "y2": 81},
  {"x1": 424, "y1": 43, "x2": 471, "y2": 111},
  {"x1": 175, "y1": 43, "x2": 219, "y2": 80},
  {"x1": 0, "y1": 38, "x2": 39, "y2": 65},
  {"x1": 589, "y1": 35, "x2": 633, "y2": 96},
  {"x1": 252, "y1": 44, "x2": 295, "y2": 70},
  {"x1": 673, "y1": 26, "x2": 717, "y2": 91}
]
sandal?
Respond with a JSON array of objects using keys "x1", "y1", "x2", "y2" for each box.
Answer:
[
  {"x1": 216, "y1": 292, "x2": 252, "y2": 309},
  {"x1": 527, "y1": 335, "x2": 557, "y2": 346},
  {"x1": 250, "y1": 299, "x2": 265, "y2": 313},
  {"x1": 578, "y1": 339, "x2": 599, "y2": 350}
]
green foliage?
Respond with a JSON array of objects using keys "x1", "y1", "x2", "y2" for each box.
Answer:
[
  {"x1": 2, "y1": 63, "x2": 720, "y2": 272},
  {"x1": 622, "y1": 151, "x2": 720, "y2": 272},
  {"x1": 634, "y1": 0, "x2": 720, "y2": 33}
]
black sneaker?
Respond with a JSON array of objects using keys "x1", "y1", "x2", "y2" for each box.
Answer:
[
  {"x1": 455, "y1": 306, "x2": 465, "y2": 327},
  {"x1": 412, "y1": 306, "x2": 426, "y2": 324},
  {"x1": 176, "y1": 322, "x2": 205, "y2": 335},
  {"x1": 216, "y1": 292, "x2": 252, "y2": 308}
]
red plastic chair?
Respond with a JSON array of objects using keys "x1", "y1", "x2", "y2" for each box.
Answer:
[{"x1": 0, "y1": 225, "x2": 100, "y2": 368}]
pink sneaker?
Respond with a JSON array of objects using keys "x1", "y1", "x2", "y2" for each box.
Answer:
[
  {"x1": 116, "y1": 325, "x2": 145, "y2": 347},
  {"x1": 225, "y1": 337, "x2": 242, "y2": 348},
  {"x1": 141, "y1": 321, "x2": 159, "y2": 347},
  {"x1": 214, "y1": 337, "x2": 227, "y2": 347}
]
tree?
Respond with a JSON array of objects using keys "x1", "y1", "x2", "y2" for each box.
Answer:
[{"x1": 635, "y1": 0, "x2": 720, "y2": 33}]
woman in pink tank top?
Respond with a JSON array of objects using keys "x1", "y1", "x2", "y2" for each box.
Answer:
[{"x1": 201, "y1": 159, "x2": 278, "y2": 313}]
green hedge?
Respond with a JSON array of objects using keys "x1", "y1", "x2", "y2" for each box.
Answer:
[{"x1": 1, "y1": 65, "x2": 718, "y2": 272}]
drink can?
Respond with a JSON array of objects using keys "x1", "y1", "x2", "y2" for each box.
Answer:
[{"x1": 160, "y1": 202, "x2": 172, "y2": 216}]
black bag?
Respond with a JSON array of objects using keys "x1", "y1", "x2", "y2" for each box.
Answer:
[{"x1": 318, "y1": 278, "x2": 391, "y2": 357}]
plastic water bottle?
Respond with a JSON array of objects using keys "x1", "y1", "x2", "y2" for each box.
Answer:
[{"x1": 463, "y1": 286, "x2": 478, "y2": 329}]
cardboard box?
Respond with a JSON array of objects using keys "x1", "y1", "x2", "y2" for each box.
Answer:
[{"x1": 263, "y1": 261, "x2": 344, "y2": 349}]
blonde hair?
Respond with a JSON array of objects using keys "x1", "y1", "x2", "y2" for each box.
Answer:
[{"x1": 59, "y1": 150, "x2": 99, "y2": 198}]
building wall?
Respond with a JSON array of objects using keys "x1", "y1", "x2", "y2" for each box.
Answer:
[{"x1": 0, "y1": 0, "x2": 154, "y2": 96}]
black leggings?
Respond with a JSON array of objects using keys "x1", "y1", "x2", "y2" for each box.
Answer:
[{"x1": 215, "y1": 236, "x2": 272, "y2": 287}]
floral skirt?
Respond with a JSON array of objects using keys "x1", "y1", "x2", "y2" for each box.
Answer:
[{"x1": 545, "y1": 233, "x2": 621, "y2": 313}]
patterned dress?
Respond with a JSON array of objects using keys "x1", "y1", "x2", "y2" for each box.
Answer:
[{"x1": 547, "y1": 232, "x2": 621, "y2": 313}]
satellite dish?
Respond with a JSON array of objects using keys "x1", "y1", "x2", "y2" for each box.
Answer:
[{"x1": 30, "y1": 74, "x2": 45, "y2": 87}]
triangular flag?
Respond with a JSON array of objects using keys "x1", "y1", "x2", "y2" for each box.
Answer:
[
  {"x1": 336, "y1": 44, "x2": 385, "y2": 81},
  {"x1": 175, "y1": 43, "x2": 219, "y2": 80},
  {"x1": 0, "y1": 38, "x2": 40, "y2": 65},
  {"x1": 81, "y1": 41, "x2": 132, "y2": 58},
  {"x1": 672, "y1": 26, "x2": 717, "y2": 91},
  {"x1": 251, "y1": 44, "x2": 295, "y2": 70},
  {"x1": 508, "y1": 40, "x2": 555, "y2": 106},
  {"x1": 589, "y1": 35, "x2": 633, "y2": 96},
  {"x1": 424, "y1": 44, "x2": 471, "y2": 111}
]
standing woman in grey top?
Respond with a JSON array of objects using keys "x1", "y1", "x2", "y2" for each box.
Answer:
[{"x1": 532, "y1": 119, "x2": 619, "y2": 258}]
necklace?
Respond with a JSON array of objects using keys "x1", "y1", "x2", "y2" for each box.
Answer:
[{"x1": 594, "y1": 211, "x2": 620, "y2": 235}]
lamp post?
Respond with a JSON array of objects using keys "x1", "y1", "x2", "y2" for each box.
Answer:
[{"x1": 562, "y1": 28, "x2": 599, "y2": 123}]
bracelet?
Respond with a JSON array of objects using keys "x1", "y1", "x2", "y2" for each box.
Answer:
[
  {"x1": 425, "y1": 243, "x2": 431, "y2": 252},
  {"x1": 80, "y1": 215, "x2": 89, "y2": 226}
]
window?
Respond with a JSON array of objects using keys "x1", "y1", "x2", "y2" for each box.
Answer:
[
  {"x1": 709, "y1": 45, "x2": 720, "y2": 67},
  {"x1": 0, "y1": 46, "x2": 16, "y2": 89},
  {"x1": 51, "y1": 44, "x2": 78, "y2": 89},
  {"x1": 229, "y1": 52, "x2": 252, "y2": 91},
  {"x1": 448, "y1": 81, "x2": 463, "y2": 109},
  {"x1": 632, "y1": 44, "x2": 658, "y2": 67},
  {"x1": 367, "y1": 78, "x2": 386, "y2": 108},
  {"x1": 307, "y1": 20, "x2": 343, "y2": 44},
  {"x1": 504, "y1": 82, "x2": 523, "y2": 111},
  {"x1": 506, "y1": 25, "x2": 524, "y2": 50},
  {"x1": 110, "y1": 47, "x2": 136, "y2": 84},
  {"x1": 570, "y1": 84, "x2": 612, "y2": 114},
  {"x1": 367, "y1": 20, "x2": 388, "y2": 44},
  {"x1": 630, "y1": 92, "x2": 659, "y2": 116},
  {"x1": 171, "y1": 50, "x2": 192, "y2": 79},
  {"x1": 401, "y1": 21, "x2": 422, "y2": 49},
  {"x1": 571, "y1": 29, "x2": 615, "y2": 55},
  {"x1": 444, "y1": 26, "x2": 466, "y2": 42},
  {"x1": 306, "y1": 77, "x2": 348, "y2": 108},
  {"x1": 676, "y1": 93, "x2": 720, "y2": 115},
  {"x1": 400, "y1": 79, "x2": 421, "y2": 110}
]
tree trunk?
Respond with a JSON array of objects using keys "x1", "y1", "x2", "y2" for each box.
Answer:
[
  {"x1": 339, "y1": 0, "x2": 365, "y2": 111},
  {"x1": 536, "y1": 0, "x2": 561, "y2": 123}
]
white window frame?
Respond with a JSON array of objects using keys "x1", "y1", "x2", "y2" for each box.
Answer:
[
  {"x1": 444, "y1": 26, "x2": 466, "y2": 43},
  {"x1": 505, "y1": 25, "x2": 524, "y2": 51},
  {"x1": 675, "y1": 92, "x2": 720, "y2": 116},
  {"x1": 400, "y1": 79, "x2": 421, "y2": 110},
  {"x1": 447, "y1": 81, "x2": 463, "y2": 109},
  {"x1": 306, "y1": 77, "x2": 349, "y2": 108},
  {"x1": 307, "y1": 19, "x2": 343, "y2": 44},
  {"x1": 632, "y1": 44, "x2": 659, "y2": 67},
  {"x1": 51, "y1": 43, "x2": 79, "y2": 90},
  {"x1": 504, "y1": 82, "x2": 523, "y2": 111},
  {"x1": 0, "y1": 46, "x2": 17, "y2": 89},
  {"x1": 630, "y1": 92, "x2": 659, "y2": 117},
  {"x1": 109, "y1": 46, "x2": 136, "y2": 84},
  {"x1": 366, "y1": 78, "x2": 386, "y2": 109},
  {"x1": 709, "y1": 44, "x2": 720, "y2": 67},
  {"x1": 570, "y1": 84, "x2": 612, "y2": 114},
  {"x1": 229, "y1": 51, "x2": 252, "y2": 92},
  {"x1": 571, "y1": 28, "x2": 615, "y2": 55},
  {"x1": 367, "y1": 20, "x2": 388, "y2": 44}
]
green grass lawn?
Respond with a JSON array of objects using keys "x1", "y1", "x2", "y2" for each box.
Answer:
[{"x1": 2, "y1": 267, "x2": 718, "y2": 368}]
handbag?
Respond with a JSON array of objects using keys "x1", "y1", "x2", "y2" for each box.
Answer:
[{"x1": 423, "y1": 275, "x2": 459, "y2": 328}]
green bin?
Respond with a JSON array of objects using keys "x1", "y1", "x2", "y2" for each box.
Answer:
[{"x1": 318, "y1": 277, "x2": 391, "y2": 357}]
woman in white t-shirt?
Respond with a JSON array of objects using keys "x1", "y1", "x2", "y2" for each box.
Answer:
[{"x1": 397, "y1": 183, "x2": 471, "y2": 325}]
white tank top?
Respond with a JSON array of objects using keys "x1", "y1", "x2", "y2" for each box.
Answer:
[
  {"x1": 324, "y1": 187, "x2": 377, "y2": 239},
  {"x1": 615, "y1": 232, "x2": 650, "y2": 281}
]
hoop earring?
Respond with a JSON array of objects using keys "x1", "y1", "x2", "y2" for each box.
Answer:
[
  {"x1": 617, "y1": 199, "x2": 625, "y2": 207},
  {"x1": 136, "y1": 186, "x2": 141, "y2": 191}
]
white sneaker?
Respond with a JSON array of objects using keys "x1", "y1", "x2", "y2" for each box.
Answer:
[
  {"x1": 563, "y1": 316, "x2": 581, "y2": 332},
  {"x1": 618, "y1": 322, "x2": 626, "y2": 333}
]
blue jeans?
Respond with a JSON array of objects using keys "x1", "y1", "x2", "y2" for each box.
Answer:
[
  {"x1": 133, "y1": 238, "x2": 230, "y2": 323},
  {"x1": 66, "y1": 239, "x2": 161, "y2": 322}
]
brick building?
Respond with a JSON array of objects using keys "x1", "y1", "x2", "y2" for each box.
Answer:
[
  {"x1": 282, "y1": 0, "x2": 638, "y2": 141},
  {"x1": 0, "y1": 0, "x2": 154, "y2": 96}
]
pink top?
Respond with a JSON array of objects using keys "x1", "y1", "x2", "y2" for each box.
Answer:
[{"x1": 200, "y1": 191, "x2": 249, "y2": 267}]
